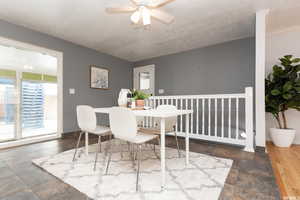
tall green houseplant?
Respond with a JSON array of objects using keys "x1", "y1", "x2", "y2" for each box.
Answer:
[{"x1": 265, "y1": 55, "x2": 300, "y2": 129}]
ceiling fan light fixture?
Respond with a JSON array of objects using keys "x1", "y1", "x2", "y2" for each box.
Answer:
[
  {"x1": 130, "y1": 10, "x2": 140, "y2": 24},
  {"x1": 142, "y1": 6, "x2": 151, "y2": 25}
]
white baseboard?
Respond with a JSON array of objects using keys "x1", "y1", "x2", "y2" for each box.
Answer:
[{"x1": 0, "y1": 134, "x2": 61, "y2": 149}]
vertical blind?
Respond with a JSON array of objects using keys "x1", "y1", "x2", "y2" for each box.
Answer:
[
  {"x1": 21, "y1": 81, "x2": 44, "y2": 129},
  {"x1": 21, "y1": 72, "x2": 57, "y2": 129}
]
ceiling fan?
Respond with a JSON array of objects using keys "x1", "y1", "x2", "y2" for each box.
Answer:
[{"x1": 105, "y1": 0, "x2": 175, "y2": 26}]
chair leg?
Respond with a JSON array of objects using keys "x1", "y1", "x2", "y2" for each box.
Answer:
[
  {"x1": 94, "y1": 136, "x2": 101, "y2": 171},
  {"x1": 133, "y1": 144, "x2": 137, "y2": 161},
  {"x1": 73, "y1": 131, "x2": 83, "y2": 161},
  {"x1": 105, "y1": 134, "x2": 112, "y2": 156},
  {"x1": 128, "y1": 143, "x2": 136, "y2": 168},
  {"x1": 157, "y1": 135, "x2": 161, "y2": 146},
  {"x1": 105, "y1": 138, "x2": 113, "y2": 175},
  {"x1": 153, "y1": 136, "x2": 160, "y2": 160},
  {"x1": 120, "y1": 139, "x2": 123, "y2": 159},
  {"x1": 127, "y1": 142, "x2": 131, "y2": 155},
  {"x1": 174, "y1": 132, "x2": 181, "y2": 158},
  {"x1": 136, "y1": 144, "x2": 142, "y2": 191},
  {"x1": 99, "y1": 135, "x2": 102, "y2": 153}
]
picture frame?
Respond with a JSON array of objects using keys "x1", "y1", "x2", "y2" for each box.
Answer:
[{"x1": 90, "y1": 65, "x2": 109, "y2": 89}]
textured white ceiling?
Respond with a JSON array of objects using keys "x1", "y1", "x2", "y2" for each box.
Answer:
[{"x1": 0, "y1": 0, "x2": 299, "y2": 62}]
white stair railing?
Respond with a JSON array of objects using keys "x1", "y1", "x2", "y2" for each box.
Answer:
[{"x1": 145, "y1": 87, "x2": 254, "y2": 152}]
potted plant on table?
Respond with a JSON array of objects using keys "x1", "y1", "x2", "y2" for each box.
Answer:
[
  {"x1": 265, "y1": 55, "x2": 300, "y2": 147},
  {"x1": 132, "y1": 90, "x2": 150, "y2": 107}
]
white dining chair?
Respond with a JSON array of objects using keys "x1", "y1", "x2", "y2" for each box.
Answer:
[
  {"x1": 74, "y1": 105, "x2": 111, "y2": 171},
  {"x1": 106, "y1": 107, "x2": 158, "y2": 191},
  {"x1": 140, "y1": 105, "x2": 181, "y2": 157}
]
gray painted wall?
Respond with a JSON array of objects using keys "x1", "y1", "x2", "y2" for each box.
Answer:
[
  {"x1": 0, "y1": 20, "x2": 132, "y2": 133},
  {"x1": 134, "y1": 37, "x2": 255, "y2": 95}
]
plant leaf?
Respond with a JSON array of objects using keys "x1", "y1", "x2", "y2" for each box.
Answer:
[
  {"x1": 295, "y1": 87, "x2": 300, "y2": 92},
  {"x1": 292, "y1": 58, "x2": 300, "y2": 63},
  {"x1": 284, "y1": 55, "x2": 293, "y2": 60},
  {"x1": 271, "y1": 89, "x2": 281, "y2": 95},
  {"x1": 283, "y1": 82, "x2": 293, "y2": 91},
  {"x1": 283, "y1": 93, "x2": 292, "y2": 100}
]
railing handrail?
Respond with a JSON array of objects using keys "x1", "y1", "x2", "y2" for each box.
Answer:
[{"x1": 149, "y1": 93, "x2": 246, "y2": 99}]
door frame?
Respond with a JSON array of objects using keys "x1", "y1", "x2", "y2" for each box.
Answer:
[
  {"x1": 0, "y1": 36, "x2": 63, "y2": 148},
  {"x1": 133, "y1": 64, "x2": 155, "y2": 95}
]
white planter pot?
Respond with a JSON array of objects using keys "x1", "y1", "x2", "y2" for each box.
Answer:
[{"x1": 270, "y1": 128, "x2": 296, "y2": 147}]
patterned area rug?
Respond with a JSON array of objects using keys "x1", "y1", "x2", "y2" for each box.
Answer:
[{"x1": 33, "y1": 141, "x2": 233, "y2": 200}]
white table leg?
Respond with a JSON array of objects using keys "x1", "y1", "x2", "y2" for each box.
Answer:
[
  {"x1": 85, "y1": 132, "x2": 89, "y2": 156},
  {"x1": 185, "y1": 114, "x2": 190, "y2": 165},
  {"x1": 160, "y1": 118, "x2": 166, "y2": 190}
]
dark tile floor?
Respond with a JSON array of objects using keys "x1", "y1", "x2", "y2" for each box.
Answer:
[{"x1": 0, "y1": 134, "x2": 280, "y2": 200}]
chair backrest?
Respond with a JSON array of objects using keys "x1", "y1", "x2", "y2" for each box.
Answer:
[
  {"x1": 155, "y1": 105, "x2": 177, "y2": 131},
  {"x1": 109, "y1": 107, "x2": 138, "y2": 141},
  {"x1": 76, "y1": 105, "x2": 97, "y2": 131}
]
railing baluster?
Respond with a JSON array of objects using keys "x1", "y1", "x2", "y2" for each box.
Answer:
[
  {"x1": 186, "y1": 98, "x2": 189, "y2": 132},
  {"x1": 142, "y1": 116, "x2": 145, "y2": 127},
  {"x1": 145, "y1": 100, "x2": 148, "y2": 127},
  {"x1": 221, "y1": 98, "x2": 224, "y2": 138},
  {"x1": 175, "y1": 99, "x2": 178, "y2": 132},
  {"x1": 228, "y1": 98, "x2": 231, "y2": 138},
  {"x1": 150, "y1": 99, "x2": 153, "y2": 127},
  {"x1": 202, "y1": 99, "x2": 205, "y2": 135},
  {"x1": 196, "y1": 98, "x2": 199, "y2": 134},
  {"x1": 208, "y1": 98, "x2": 211, "y2": 136},
  {"x1": 236, "y1": 98, "x2": 239, "y2": 139},
  {"x1": 180, "y1": 98, "x2": 183, "y2": 133},
  {"x1": 191, "y1": 98, "x2": 194, "y2": 134},
  {"x1": 215, "y1": 98, "x2": 217, "y2": 137}
]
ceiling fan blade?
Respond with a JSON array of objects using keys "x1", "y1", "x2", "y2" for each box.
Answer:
[
  {"x1": 106, "y1": 6, "x2": 137, "y2": 13},
  {"x1": 130, "y1": 0, "x2": 139, "y2": 5},
  {"x1": 151, "y1": 9, "x2": 175, "y2": 24},
  {"x1": 148, "y1": 0, "x2": 175, "y2": 8}
]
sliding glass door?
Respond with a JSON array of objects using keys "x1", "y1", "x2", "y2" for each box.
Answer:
[{"x1": 0, "y1": 42, "x2": 59, "y2": 143}]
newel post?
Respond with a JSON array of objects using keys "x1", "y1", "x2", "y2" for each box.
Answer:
[{"x1": 244, "y1": 87, "x2": 255, "y2": 152}]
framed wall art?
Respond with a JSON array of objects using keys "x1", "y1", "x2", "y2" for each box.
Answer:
[{"x1": 90, "y1": 65, "x2": 109, "y2": 89}]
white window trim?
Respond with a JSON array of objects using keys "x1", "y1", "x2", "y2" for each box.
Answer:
[{"x1": 0, "y1": 36, "x2": 63, "y2": 149}]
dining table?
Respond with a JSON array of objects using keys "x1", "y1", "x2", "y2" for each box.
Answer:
[{"x1": 90, "y1": 107, "x2": 193, "y2": 190}]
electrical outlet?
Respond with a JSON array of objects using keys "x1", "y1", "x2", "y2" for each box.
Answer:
[
  {"x1": 69, "y1": 88, "x2": 75, "y2": 94},
  {"x1": 158, "y1": 89, "x2": 164, "y2": 94}
]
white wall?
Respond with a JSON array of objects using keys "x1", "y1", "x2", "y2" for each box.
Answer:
[{"x1": 266, "y1": 27, "x2": 300, "y2": 144}]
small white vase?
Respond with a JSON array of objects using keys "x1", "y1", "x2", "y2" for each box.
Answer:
[
  {"x1": 270, "y1": 128, "x2": 296, "y2": 148},
  {"x1": 118, "y1": 89, "x2": 130, "y2": 107}
]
